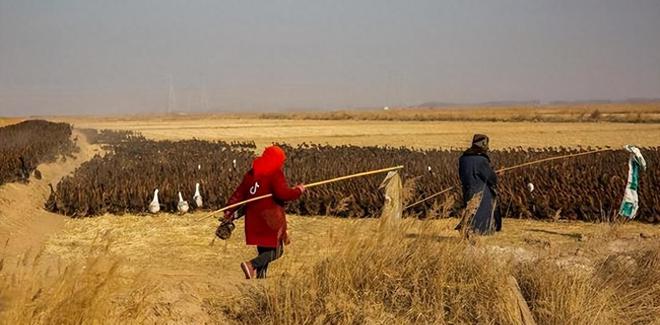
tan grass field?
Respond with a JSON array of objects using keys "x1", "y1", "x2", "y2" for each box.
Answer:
[
  {"x1": 0, "y1": 118, "x2": 21, "y2": 127},
  {"x1": 63, "y1": 117, "x2": 660, "y2": 150},
  {"x1": 1, "y1": 113, "x2": 660, "y2": 324}
]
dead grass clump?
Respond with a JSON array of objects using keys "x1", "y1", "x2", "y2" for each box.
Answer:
[
  {"x1": 233, "y1": 223, "x2": 521, "y2": 324},
  {"x1": 0, "y1": 239, "x2": 154, "y2": 325},
  {"x1": 594, "y1": 247, "x2": 660, "y2": 324},
  {"x1": 401, "y1": 175, "x2": 420, "y2": 207},
  {"x1": 232, "y1": 220, "x2": 660, "y2": 325},
  {"x1": 514, "y1": 260, "x2": 622, "y2": 324},
  {"x1": 515, "y1": 245, "x2": 660, "y2": 324},
  {"x1": 1, "y1": 257, "x2": 118, "y2": 323}
]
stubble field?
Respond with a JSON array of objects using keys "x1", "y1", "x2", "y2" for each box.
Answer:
[{"x1": 63, "y1": 117, "x2": 660, "y2": 150}]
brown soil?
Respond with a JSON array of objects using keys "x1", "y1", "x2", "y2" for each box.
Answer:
[{"x1": 0, "y1": 130, "x2": 101, "y2": 270}]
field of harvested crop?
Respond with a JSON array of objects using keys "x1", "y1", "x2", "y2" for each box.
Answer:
[
  {"x1": 0, "y1": 118, "x2": 20, "y2": 127},
  {"x1": 1, "y1": 114, "x2": 660, "y2": 324},
  {"x1": 64, "y1": 117, "x2": 660, "y2": 150}
]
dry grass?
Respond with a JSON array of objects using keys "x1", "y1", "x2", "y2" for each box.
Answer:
[
  {"x1": 0, "y1": 240, "x2": 150, "y2": 324},
  {"x1": 257, "y1": 102, "x2": 660, "y2": 123},
  {"x1": 2, "y1": 215, "x2": 659, "y2": 324},
  {"x1": 232, "y1": 221, "x2": 522, "y2": 324},
  {"x1": 0, "y1": 118, "x2": 21, "y2": 127},
  {"x1": 514, "y1": 246, "x2": 660, "y2": 324},
  {"x1": 56, "y1": 117, "x2": 660, "y2": 150},
  {"x1": 233, "y1": 220, "x2": 660, "y2": 324},
  {"x1": 48, "y1": 102, "x2": 660, "y2": 150},
  {"x1": 49, "y1": 102, "x2": 660, "y2": 123}
]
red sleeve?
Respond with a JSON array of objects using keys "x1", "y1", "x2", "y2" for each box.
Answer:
[
  {"x1": 225, "y1": 172, "x2": 251, "y2": 214},
  {"x1": 271, "y1": 170, "x2": 302, "y2": 201}
]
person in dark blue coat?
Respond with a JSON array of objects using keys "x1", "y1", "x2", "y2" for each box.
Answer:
[{"x1": 456, "y1": 134, "x2": 501, "y2": 235}]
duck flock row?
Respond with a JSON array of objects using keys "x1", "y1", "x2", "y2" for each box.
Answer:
[
  {"x1": 46, "y1": 129, "x2": 660, "y2": 222},
  {"x1": 0, "y1": 120, "x2": 77, "y2": 185},
  {"x1": 47, "y1": 130, "x2": 254, "y2": 216},
  {"x1": 282, "y1": 144, "x2": 660, "y2": 222}
]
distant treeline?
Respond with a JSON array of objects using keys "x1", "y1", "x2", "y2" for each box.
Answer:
[{"x1": 259, "y1": 102, "x2": 660, "y2": 123}]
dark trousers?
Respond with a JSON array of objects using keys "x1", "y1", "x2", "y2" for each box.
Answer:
[
  {"x1": 494, "y1": 209, "x2": 502, "y2": 232},
  {"x1": 250, "y1": 243, "x2": 284, "y2": 279}
]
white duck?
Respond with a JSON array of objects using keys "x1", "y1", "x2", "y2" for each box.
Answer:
[
  {"x1": 177, "y1": 191, "x2": 190, "y2": 214},
  {"x1": 193, "y1": 183, "x2": 203, "y2": 208},
  {"x1": 149, "y1": 189, "x2": 160, "y2": 214}
]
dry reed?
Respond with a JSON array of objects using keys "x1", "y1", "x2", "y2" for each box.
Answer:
[
  {"x1": 1, "y1": 220, "x2": 659, "y2": 324},
  {"x1": 0, "y1": 237, "x2": 153, "y2": 325},
  {"x1": 232, "y1": 220, "x2": 660, "y2": 324}
]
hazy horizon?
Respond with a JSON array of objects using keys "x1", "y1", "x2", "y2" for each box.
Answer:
[{"x1": 1, "y1": 0, "x2": 659, "y2": 116}]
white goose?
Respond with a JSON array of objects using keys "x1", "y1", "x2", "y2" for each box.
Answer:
[
  {"x1": 177, "y1": 191, "x2": 189, "y2": 214},
  {"x1": 527, "y1": 182, "x2": 535, "y2": 193},
  {"x1": 149, "y1": 189, "x2": 160, "y2": 214},
  {"x1": 193, "y1": 183, "x2": 203, "y2": 208}
]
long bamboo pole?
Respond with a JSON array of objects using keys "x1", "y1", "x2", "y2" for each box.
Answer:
[
  {"x1": 404, "y1": 148, "x2": 615, "y2": 210},
  {"x1": 495, "y1": 147, "x2": 614, "y2": 174},
  {"x1": 200, "y1": 165, "x2": 404, "y2": 221}
]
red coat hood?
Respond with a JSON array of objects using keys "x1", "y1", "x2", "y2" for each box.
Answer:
[{"x1": 253, "y1": 145, "x2": 286, "y2": 177}]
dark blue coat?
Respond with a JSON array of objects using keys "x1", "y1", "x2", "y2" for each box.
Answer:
[
  {"x1": 458, "y1": 151, "x2": 500, "y2": 233},
  {"x1": 459, "y1": 153, "x2": 497, "y2": 202}
]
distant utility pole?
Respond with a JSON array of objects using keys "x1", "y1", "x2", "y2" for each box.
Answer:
[{"x1": 167, "y1": 74, "x2": 176, "y2": 114}]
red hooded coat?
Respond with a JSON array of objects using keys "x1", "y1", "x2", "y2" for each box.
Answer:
[{"x1": 225, "y1": 146, "x2": 302, "y2": 247}]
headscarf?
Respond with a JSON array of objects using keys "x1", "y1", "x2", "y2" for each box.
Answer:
[
  {"x1": 471, "y1": 134, "x2": 489, "y2": 151},
  {"x1": 462, "y1": 134, "x2": 491, "y2": 161},
  {"x1": 253, "y1": 145, "x2": 286, "y2": 177}
]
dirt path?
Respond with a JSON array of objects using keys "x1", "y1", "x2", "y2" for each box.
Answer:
[{"x1": 0, "y1": 130, "x2": 100, "y2": 267}]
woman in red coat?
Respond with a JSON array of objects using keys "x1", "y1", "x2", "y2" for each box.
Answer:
[{"x1": 223, "y1": 145, "x2": 305, "y2": 279}]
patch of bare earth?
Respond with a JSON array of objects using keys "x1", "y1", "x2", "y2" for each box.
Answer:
[{"x1": 0, "y1": 130, "x2": 101, "y2": 269}]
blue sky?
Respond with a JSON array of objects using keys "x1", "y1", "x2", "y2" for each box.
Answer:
[{"x1": 1, "y1": 0, "x2": 659, "y2": 115}]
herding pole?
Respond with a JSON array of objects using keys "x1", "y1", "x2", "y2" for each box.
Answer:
[
  {"x1": 199, "y1": 165, "x2": 404, "y2": 221},
  {"x1": 404, "y1": 147, "x2": 615, "y2": 210}
]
